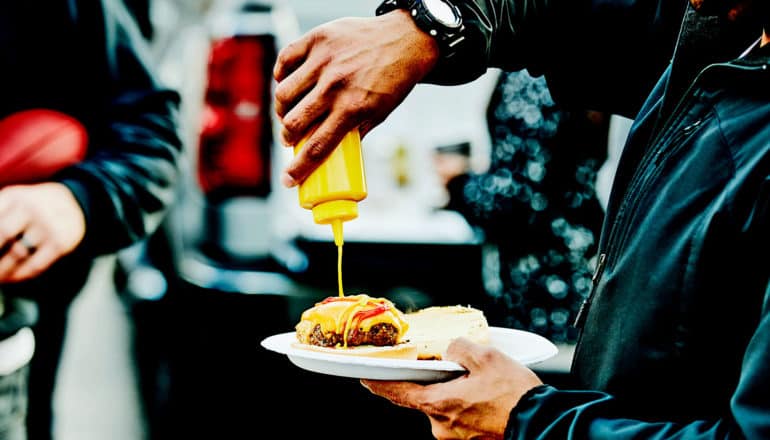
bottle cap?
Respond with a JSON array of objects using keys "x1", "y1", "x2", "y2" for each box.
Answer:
[{"x1": 312, "y1": 199, "x2": 358, "y2": 225}]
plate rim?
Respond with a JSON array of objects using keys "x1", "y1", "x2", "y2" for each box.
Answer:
[{"x1": 260, "y1": 326, "x2": 558, "y2": 375}]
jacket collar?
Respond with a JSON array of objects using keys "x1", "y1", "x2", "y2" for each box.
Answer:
[
  {"x1": 659, "y1": 5, "x2": 762, "y2": 120},
  {"x1": 733, "y1": 38, "x2": 770, "y2": 67}
]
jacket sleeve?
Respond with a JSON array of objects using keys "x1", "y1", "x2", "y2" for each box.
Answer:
[
  {"x1": 506, "y1": 295, "x2": 770, "y2": 439},
  {"x1": 55, "y1": 0, "x2": 183, "y2": 257},
  {"x1": 424, "y1": 0, "x2": 686, "y2": 118}
]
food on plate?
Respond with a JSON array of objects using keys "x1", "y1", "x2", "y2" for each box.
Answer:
[
  {"x1": 294, "y1": 294, "x2": 417, "y2": 359},
  {"x1": 292, "y1": 298, "x2": 490, "y2": 361},
  {"x1": 404, "y1": 305, "x2": 490, "y2": 360},
  {"x1": 291, "y1": 339, "x2": 419, "y2": 359}
]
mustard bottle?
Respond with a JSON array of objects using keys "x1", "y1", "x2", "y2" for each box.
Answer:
[{"x1": 294, "y1": 129, "x2": 367, "y2": 295}]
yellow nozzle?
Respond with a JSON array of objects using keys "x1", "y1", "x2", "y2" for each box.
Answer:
[
  {"x1": 311, "y1": 199, "x2": 358, "y2": 224},
  {"x1": 331, "y1": 219, "x2": 344, "y2": 247},
  {"x1": 311, "y1": 200, "x2": 355, "y2": 246}
]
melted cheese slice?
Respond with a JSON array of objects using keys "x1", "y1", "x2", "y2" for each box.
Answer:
[{"x1": 298, "y1": 294, "x2": 409, "y2": 346}]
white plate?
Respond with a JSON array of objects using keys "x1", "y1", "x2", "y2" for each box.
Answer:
[{"x1": 260, "y1": 327, "x2": 558, "y2": 382}]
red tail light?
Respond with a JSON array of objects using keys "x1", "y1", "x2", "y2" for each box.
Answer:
[{"x1": 197, "y1": 34, "x2": 277, "y2": 200}]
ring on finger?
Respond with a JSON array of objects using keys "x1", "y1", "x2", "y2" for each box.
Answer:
[{"x1": 17, "y1": 233, "x2": 37, "y2": 255}]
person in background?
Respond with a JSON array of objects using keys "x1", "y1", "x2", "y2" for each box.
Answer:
[
  {"x1": 433, "y1": 69, "x2": 608, "y2": 344},
  {"x1": 123, "y1": 0, "x2": 154, "y2": 41},
  {"x1": 0, "y1": 1, "x2": 182, "y2": 439},
  {"x1": 274, "y1": 0, "x2": 770, "y2": 438}
]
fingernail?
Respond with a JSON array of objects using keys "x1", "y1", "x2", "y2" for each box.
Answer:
[{"x1": 281, "y1": 173, "x2": 297, "y2": 188}]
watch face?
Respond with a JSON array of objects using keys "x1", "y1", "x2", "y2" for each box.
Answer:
[{"x1": 422, "y1": 0, "x2": 461, "y2": 28}]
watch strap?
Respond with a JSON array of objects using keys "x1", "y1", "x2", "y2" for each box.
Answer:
[{"x1": 376, "y1": 0, "x2": 465, "y2": 59}]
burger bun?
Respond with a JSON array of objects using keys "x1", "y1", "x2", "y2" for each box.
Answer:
[
  {"x1": 291, "y1": 341, "x2": 419, "y2": 360},
  {"x1": 405, "y1": 305, "x2": 490, "y2": 360}
]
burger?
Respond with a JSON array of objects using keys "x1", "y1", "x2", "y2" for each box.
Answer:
[{"x1": 293, "y1": 294, "x2": 418, "y2": 359}]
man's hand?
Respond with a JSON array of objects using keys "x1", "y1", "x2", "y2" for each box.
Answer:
[
  {"x1": 361, "y1": 338, "x2": 543, "y2": 440},
  {"x1": 273, "y1": 10, "x2": 439, "y2": 187},
  {"x1": 0, "y1": 183, "x2": 86, "y2": 282}
]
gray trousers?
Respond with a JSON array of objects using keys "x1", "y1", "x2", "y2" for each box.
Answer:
[{"x1": 0, "y1": 365, "x2": 28, "y2": 440}]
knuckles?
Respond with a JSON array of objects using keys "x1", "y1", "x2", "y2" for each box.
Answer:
[
  {"x1": 273, "y1": 85, "x2": 291, "y2": 114},
  {"x1": 303, "y1": 140, "x2": 329, "y2": 164}
]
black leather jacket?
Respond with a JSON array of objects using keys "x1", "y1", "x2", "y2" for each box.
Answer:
[
  {"x1": 0, "y1": 1, "x2": 181, "y2": 325},
  {"x1": 432, "y1": 1, "x2": 770, "y2": 438}
]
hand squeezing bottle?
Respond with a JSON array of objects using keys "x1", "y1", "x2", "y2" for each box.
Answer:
[{"x1": 294, "y1": 129, "x2": 367, "y2": 296}]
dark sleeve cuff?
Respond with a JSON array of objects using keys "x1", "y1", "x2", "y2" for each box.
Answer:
[
  {"x1": 505, "y1": 384, "x2": 621, "y2": 439},
  {"x1": 58, "y1": 174, "x2": 119, "y2": 257},
  {"x1": 420, "y1": 0, "x2": 531, "y2": 85},
  {"x1": 421, "y1": 23, "x2": 494, "y2": 85}
]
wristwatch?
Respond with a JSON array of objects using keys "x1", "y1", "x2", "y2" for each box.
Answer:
[{"x1": 376, "y1": 0, "x2": 465, "y2": 59}]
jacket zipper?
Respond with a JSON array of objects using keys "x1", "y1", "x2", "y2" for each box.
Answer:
[
  {"x1": 572, "y1": 89, "x2": 700, "y2": 330},
  {"x1": 574, "y1": 253, "x2": 606, "y2": 328},
  {"x1": 574, "y1": 61, "x2": 766, "y2": 331},
  {"x1": 611, "y1": 114, "x2": 709, "y2": 254},
  {"x1": 609, "y1": 64, "x2": 765, "y2": 260},
  {"x1": 572, "y1": 61, "x2": 750, "y2": 331},
  {"x1": 654, "y1": 119, "x2": 703, "y2": 166}
]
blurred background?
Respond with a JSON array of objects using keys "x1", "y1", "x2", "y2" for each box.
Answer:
[{"x1": 52, "y1": 0, "x2": 630, "y2": 439}]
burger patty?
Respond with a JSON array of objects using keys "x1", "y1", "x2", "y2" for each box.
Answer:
[{"x1": 307, "y1": 323, "x2": 400, "y2": 347}]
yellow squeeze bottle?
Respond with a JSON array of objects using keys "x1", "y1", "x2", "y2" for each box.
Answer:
[{"x1": 294, "y1": 129, "x2": 367, "y2": 296}]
